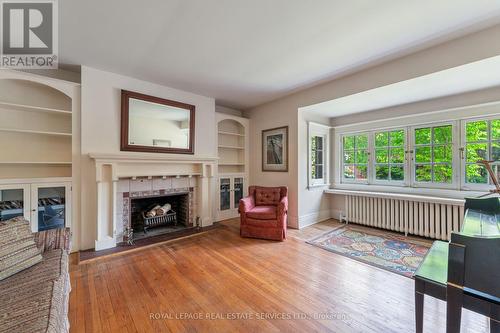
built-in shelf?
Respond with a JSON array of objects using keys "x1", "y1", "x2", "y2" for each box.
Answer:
[
  {"x1": 0, "y1": 161, "x2": 72, "y2": 165},
  {"x1": 216, "y1": 114, "x2": 249, "y2": 222},
  {"x1": 218, "y1": 131, "x2": 245, "y2": 137},
  {"x1": 218, "y1": 145, "x2": 244, "y2": 150},
  {"x1": 0, "y1": 73, "x2": 74, "y2": 180},
  {"x1": 0, "y1": 101, "x2": 71, "y2": 115},
  {"x1": 0, "y1": 128, "x2": 72, "y2": 136}
]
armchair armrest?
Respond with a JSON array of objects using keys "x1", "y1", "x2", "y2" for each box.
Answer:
[
  {"x1": 277, "y1": 196, "x2": 288, "y2": 229},
  {"x1": 278, "y1": 196, "x2": 288, "y2": 214},
  {"x1": 239, "y1": 195, "x2": 255, "y2": 214}
]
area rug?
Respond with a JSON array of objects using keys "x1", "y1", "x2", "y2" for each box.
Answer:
[{"x1": 307, "y1": 224, "x2": 431, "y2": 278}]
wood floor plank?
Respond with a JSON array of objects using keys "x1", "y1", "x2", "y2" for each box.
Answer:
[{"x1": 69, "y1": 219, "x2": 490, "y2": 333}]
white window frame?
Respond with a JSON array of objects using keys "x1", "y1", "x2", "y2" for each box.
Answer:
[
  {"x1": 371, "y1": 127, "x2": 408, "y2": 187},
  {"x1": 409, "y1": 121, "x2": 459, "y2": 190},
  {"x1": 308, "y1": 122, "x2": 330, "y2": 188},
  {"x1": 332, "y1": 102, "x2": 500, "y2": 195},
  {"x1": 340, "y1": 131, "x2": 370, "y2": 185},
  {"x1": 460, "y1": 115, "x2": 500, "y2": 191}
]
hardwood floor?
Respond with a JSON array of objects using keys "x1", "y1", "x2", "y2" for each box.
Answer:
[{"x1": 69, "y1": 219, "x2": 489, "y2": 333}]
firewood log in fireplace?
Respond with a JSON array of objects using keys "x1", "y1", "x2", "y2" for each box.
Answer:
[
  {"x1": 155, "y1": 203, "x2": 171, "y2": 216},
  {"x1": 146, "y1": 205, "x2": 161, "y2": 218}
]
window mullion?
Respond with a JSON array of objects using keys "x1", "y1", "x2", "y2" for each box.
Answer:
[{"x1": 368, "y1": 132, "x2": 374, "y2": 185}]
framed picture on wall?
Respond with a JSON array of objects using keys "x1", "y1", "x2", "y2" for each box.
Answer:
[{"x1": 262, "y1": 126, "x2": 288, "y2": 172}]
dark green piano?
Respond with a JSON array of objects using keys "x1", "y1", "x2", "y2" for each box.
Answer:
[{"x1": 414, "y1": 197, "x2": 500, "y2": 333}]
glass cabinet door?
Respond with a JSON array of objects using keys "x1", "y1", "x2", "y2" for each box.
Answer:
[
  {"x1": 233, "y1": 177, "x2": 244, "y2": 208},
  {"x1": 0, "y1": 188, "x2": 26, "y2": 221},
  {"x1": 32, "y1": 184, "x2": 70, "y2": 232},
  {"x1": 219, "y1": 178, "x2": 231, "y2": 211}
]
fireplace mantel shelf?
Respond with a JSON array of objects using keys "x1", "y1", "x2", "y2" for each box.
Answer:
[{"x1": 89, "y1": 152, "x2": 219, "y2": 163}]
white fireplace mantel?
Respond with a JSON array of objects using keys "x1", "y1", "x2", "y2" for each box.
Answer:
[{"x1": 89, "y1": 152, "x2": 218, "y2": 251}]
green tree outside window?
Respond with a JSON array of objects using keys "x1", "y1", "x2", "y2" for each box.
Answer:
[
  {"x1": 343, "y1": 134, "x2": 368, "y2": 181},
  {"x1": 414, "y1": 125, "x2": 453, "y2": 183},
  {"x1": 374, "y1": 129, "x2": 405, "y2": 182},
  {"x1": 465, "y1": 119, "x2": 500, "y2": 184}
]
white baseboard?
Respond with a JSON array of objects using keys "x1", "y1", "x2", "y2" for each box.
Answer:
[
  {"x1": 330, "y1": 209, "x2": 343, "y2": 221},
  {"x1": 298, "y1": 209, "x2": 332, "y2": 229},
  {"x1": 287, "y1": 214, "x2": 299, "y2": 229}
]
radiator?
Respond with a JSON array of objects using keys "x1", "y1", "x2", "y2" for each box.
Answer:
[{"x1": 344, "y1": 194, "x2": 465, "y2": 241}]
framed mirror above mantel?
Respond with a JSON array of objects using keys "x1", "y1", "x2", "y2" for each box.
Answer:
[{"x1": 120, "y1": 90, "x2": 195, "y2": 154}]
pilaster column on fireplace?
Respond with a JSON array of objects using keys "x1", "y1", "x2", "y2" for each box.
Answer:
[
  {"x1": 95, "y1": 162, "x2": 118, "y2": 251},
  {"x1": 198, "y1": 162, "x2": 215, "y2": 227}
]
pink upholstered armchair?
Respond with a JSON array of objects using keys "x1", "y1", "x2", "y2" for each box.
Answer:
[{"x1": 239, "y1": 186, "x2": 288, "y2": 241}]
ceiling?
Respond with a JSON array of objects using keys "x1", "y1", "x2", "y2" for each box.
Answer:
[
  {"x1": 301, "y1": 55, "x2": 500, "y2": 117},
  {"x1": 60, "y1": 1, "x2": 500, "y2": 110}
]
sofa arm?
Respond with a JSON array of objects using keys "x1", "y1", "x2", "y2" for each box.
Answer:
[
  {"x1": 34, "y1": 227, "x2": 72, "y2": 254},
  {"x1": 239, "y1": 195, "x2": 255, "y2": 214}
]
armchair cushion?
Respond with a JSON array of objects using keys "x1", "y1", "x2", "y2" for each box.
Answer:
[
  {"x1": 246, "y1": 205, "x2": 277, "y2": 220},
  {"x1": 255, "y1": 187, "x2": 281, "y2": 206}
]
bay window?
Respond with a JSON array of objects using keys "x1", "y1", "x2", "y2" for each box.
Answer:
[{"x1": 338, "y1": 114, "x2": 500, "y2": 191}]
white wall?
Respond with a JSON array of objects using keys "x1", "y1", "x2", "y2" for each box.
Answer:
[
  {"x1": 79, "y1": 66, "x2": 216, "y2": 250},
  {"x1": 297, "y1": 111, "x2": 332, "y2": 228},
  {"x1": 245, "y1": 23, "x2": 500, "y2": 228}
]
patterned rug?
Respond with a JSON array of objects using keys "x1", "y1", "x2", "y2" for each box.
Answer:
[{"x1": 307, "y1": 224, "x2": 431, "y2": 277}]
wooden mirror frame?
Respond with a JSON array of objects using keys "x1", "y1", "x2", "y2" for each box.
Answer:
[{"x1": 120, "y1": 90, "x2": 195, "y2": 154}]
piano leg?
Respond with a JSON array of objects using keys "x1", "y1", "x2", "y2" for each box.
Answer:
[
  {"x1": 446, "y1": 285, "x2": 463, "y2": 333},
  {"x1": 490, "y1": 317, "x2": 500, "y2": 333},
  {"x1": 415, "y1": 279, "x2": 424, "y2": 333}
]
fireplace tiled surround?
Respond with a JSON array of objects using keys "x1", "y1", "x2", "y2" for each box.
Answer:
[
  {"x1": 117, "y1": 176, "x2": 198, "y2": 242},
  {"x1": 89, "y1": 153, "x2": 217, "y2": 251}
]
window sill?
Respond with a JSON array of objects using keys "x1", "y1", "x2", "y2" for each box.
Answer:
[
  {"x1": 308, "y1": 183, "x2": 331, "y2": 190},
  {"x1": 326, "y1": 183, "x2": 490, "y2": 202}
]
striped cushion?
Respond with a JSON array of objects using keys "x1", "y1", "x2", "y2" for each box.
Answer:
[
  {"x1": 0, "y1": 217, "x2": 42, "y2": 281},
  {"x1": 0, "y1": 249, "x2": 70, "y2": 333}
]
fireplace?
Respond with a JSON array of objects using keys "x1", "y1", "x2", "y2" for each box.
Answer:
[
  {"x1": 130, "y1": 192, "x2": 189, "y2": 237},
  {"x1": 116, "y1": 176, "x2": 198, "y2": 243},
  {"x1": 89, "y1": 153, "x2": 216, "y2": 251}
]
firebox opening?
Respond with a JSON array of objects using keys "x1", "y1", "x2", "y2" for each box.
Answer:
[{"x1": 129, "y1": 192, "x2": 191, "y2": 241}]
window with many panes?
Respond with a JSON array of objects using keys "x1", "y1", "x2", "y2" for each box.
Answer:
[
  {"x1": 338, "y1": 114, "x2": 500, "y2": 190},
  {"x1": 343, "y1": 134, "x2": 368, "y2": 181},
  {"x1": 308, "y1": 122, "x2": 330, "y2": 188},
  {"x1": 464, "y1": 118, "x2": 500, "y2": 185},
  {"x1": 311, "y1": 135, "x2": 324, "y2": 181},
  {"x1": 413, "y1": 124, "x2": 453, "y2": 184},
  {"x1": 374, "y1": 129, "x2": 405, "y2": 182}
]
